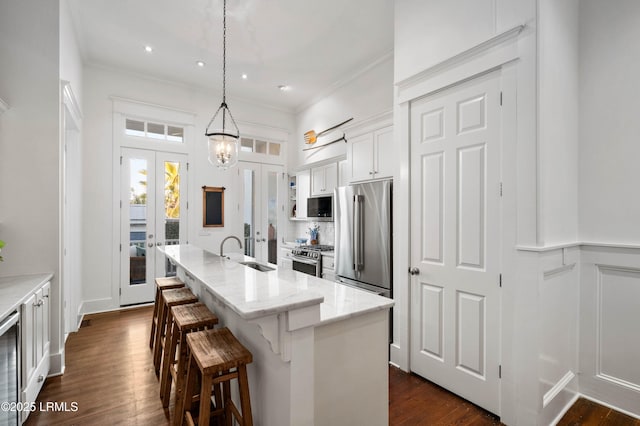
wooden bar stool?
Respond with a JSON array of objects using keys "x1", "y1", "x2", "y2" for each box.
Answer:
[
  {"x1": 150, "y1": 277, "x2": 185, "y2": 351},
  {"x1": 160, "y1": 302, "x2": 219, "y2": 410},
  {"x1": 153, "y1": 287, "x2": 198, "y2": 375},
  {"x1": 178, "y1": 328, "x2": 253, "y2": 426}
]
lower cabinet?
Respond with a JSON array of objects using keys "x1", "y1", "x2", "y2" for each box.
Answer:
[
  {"x1": 280, "y1": 247, "x2": 294, "y2": 271},
  {"x1": 21, "y1": 281, "x2": 50, "y2": 423},
  {"x1": 322, "y1": 254, "x2": 336, "y2": 282}
]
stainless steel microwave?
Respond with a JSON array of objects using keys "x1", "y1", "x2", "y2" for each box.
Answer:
[{"x1": 307, "y1": 195, "x2": 333, "y2": 221}]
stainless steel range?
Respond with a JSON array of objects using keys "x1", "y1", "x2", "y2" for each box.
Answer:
[{"x1": 291, "y1": 245, "x2": 334, "y2": 277}]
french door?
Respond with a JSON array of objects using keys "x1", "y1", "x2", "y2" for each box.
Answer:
[
  {"x1": 409, "y1": 71, "x2": 502, "y2": 414},
  {"x1": 120, "y1": 148, "x2": 188, "y2": 305},
  {"x1": 239, "y1": 162, "x2": 282, "y2": 265}
]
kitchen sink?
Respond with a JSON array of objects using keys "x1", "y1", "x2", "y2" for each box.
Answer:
[{"x1": 239, "y1": 261, "x2": 275, "y2": 272}]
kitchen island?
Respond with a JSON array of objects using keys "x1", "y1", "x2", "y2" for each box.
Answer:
[{"x1": 161, "y1": 244, "x2": 393, "y2": 426}]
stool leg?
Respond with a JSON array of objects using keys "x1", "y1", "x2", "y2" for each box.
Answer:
[
  {"x1": 149, "y1": 288, "x2": 159, "y2": 349},
  {"x1": 198, "y1": 373, "x2": 213, "y2": 426},
  {"x1": 178, "y1": 355, "x2": 197, "y2": 426},
  {"x1": 223, "y1": 374, "x2": 232, "y2": 426},
  {"x1": 155, "y1": 308, "x2": 173, "y2": 374},
  {"x1": 153, "y1": 299, "x2": 167, "y2": 375},
  {"x1": 237, "y1": 365, "x2": 253, "y2": 426},
  {"x1": 160, "y1": 320, "x2": 179, "y2": 406},
  {"x1": 173, "y1": 328, "x2": 190, "y2": 415}
]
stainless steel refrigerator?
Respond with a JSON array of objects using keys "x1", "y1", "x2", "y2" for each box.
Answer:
[{"x1": 334, "y1": 179, "x2": 392, "y2": 297}]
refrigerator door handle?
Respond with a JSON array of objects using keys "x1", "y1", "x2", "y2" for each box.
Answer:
[{"x1": 353, "y1": 194, "x2": 364, "y2": 271}]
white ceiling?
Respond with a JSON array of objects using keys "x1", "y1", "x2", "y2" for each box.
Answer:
[{"x1": 67, "y1": 0, "x2": 395, "y2": 112}]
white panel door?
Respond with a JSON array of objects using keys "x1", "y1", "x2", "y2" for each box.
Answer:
[
  {"x1": 120, "y1": 148, "x2": 188, "y2": 305},
  {"x1": 410, "y1": 71, "x2": 502, "y2": 414}
]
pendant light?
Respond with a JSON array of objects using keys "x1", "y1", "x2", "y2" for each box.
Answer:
[{"x1": 205, "y1": 0, "x2": 240, "y2": 169}]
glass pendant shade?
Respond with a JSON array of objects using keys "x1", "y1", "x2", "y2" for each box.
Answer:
[
  {"x1": 208, "y1": 133, "x2": 239, "y2": 169},
  {"x1": 205, "y1": 0, "x2": 239, "y2": 170}
]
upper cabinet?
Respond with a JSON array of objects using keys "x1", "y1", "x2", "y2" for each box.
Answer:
[
  {"x1": 311, "y1": 163, "x2": 337, "y2": 196},
  {"x1": 348, "y1": 125, "x2": 395, "y2": 182}
]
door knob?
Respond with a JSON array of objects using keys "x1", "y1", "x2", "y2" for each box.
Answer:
[
  {"x1": 148, "y1": 243, "x2": 153, "y2": 248},
  {"x1": 408, "y1": 267, "x2": 420, "y2": 275},
  {"x1": 156, "y1": 242, "x2": 163, "y2": 246}
]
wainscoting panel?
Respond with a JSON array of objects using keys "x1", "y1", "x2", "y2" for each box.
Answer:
[
  {"x1": 580, "y1": 246, "x2": 640, "y2": 417},
  {"x1": 538, "y1": 248, "x2": 579, "y2": 425}
]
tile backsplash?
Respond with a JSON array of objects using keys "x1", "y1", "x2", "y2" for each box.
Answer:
[{"x1": 288, "y1": 220, "x2": 335, "y2": 247}]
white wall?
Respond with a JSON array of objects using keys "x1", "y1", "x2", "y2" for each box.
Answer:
[
  {"x1": 0, "y1": 0, "x2": 64, "y2": 372},
  {"x1": 577, "y1": 0, "x2": 640, "y2": 417},
  {"x1": 579, "y1": 0, "x2": 640, "y2": 244},
  {"x1": 81, "y1": 65, "x2": 294, "y2": 312},
  {"x1": 292, "y1": 55, "x2": 394, "y2": 169},
  {"x1": 60, "y1": 0, "x2": 83, "y2": 109},
  {"x1": 394, "y1": 0, "x2": 535, "y2": 84},
  {"x1": 538, "y1": 0, "x2": 579, "y2": 245}
]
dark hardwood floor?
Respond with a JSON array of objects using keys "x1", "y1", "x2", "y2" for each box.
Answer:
[{"x1": 25, "y1": 306, "x2": 640, "y2": 425}]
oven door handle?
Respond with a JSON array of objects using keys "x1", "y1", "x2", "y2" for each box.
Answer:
[
  {"x1": 292, "y1": 256, "x2": 318, "y2": 265},
  {"x1": 0, "y1": 311, "x2": 19, "y2": 335}
]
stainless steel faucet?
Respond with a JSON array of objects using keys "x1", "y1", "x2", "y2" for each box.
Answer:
[{"x1": 220, "y1": 235, "x2": 243, "y2": 257}]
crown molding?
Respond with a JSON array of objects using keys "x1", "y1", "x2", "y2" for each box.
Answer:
[{"x1": 294, "y1": 50, "x2": 394, "y2": 115}]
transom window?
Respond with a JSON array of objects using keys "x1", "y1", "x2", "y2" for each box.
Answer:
[
  {"x1": 240, "y1": 137, "x2": 281, "y2": 157},
  {"x1": 125, "y1": 118, "x2": 184, "y2": 143}
]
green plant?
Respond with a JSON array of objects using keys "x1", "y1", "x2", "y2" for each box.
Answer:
[{"x1": 0, "y1": 240, "x2": 5, "y2": 262}]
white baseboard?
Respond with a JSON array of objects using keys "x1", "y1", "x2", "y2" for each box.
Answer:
[
  {"x1": 48, "y1": 350, "x2": 65, "y2": 376},
  {"x1": 79, "y1": 297, "x2": 116, "y2": 315},
  {"x1": 549, "y1": 393, "x2": 580, "y2": 425},
  {"x1": 580, "y1": 393, "x2": 640, "y2": 420}
]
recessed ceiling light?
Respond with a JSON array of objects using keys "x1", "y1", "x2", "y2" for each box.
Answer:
[
  {"x1": 144, "y1": 45, "x2": 153, "y2": 53},
  {"x1": 196, "y1": 60, "x2": 206, "y2": 67},
  {"x1": 278, "y1": 85, "x2": 290, "y2": 92},
  {"x1": 242, "y1": 73, "x2": 248, "y2": 80}
]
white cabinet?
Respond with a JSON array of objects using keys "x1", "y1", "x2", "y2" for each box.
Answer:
[
  {"x1": 348, "y1": 126, "x2": 395, "y2": 182},
  {"x1": 21, "y1": 281, "x2": 50, "y2": 422},
  {"x1": 280, "y1": 247, "x2": 294, "y2": 271},
  {"x1": 322, "y1": 254, "x2": 336, "y2": 282},
  {"x1": 311, "y1": 163, "x2": 338, "y2": 196},
  {"x1": 295, "y1": 170, "x2": 310, "y2": 219}
]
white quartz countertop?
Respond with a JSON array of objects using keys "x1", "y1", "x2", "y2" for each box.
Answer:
[
  {"x1": 0, "y1": 273, "x2": 53, "y2": 321},
  {"x1": 161, "y1": 245, "x2": 393, "y2": 326}
]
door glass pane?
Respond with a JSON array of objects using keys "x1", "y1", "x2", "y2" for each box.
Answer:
[
  {"x1": 241, "y1": 137, "x2": 254, "y2": 153},
  {"x1": 267, "y1": 171, "x2": 278, "y2": 264},
  {"x1": 147, "y1": 122, "x2": 165, "y2": 139},
  {"x1": 167, "y1": 126, "x2": 184, "y2": 143},
  {"x1": 125, "y1": 119, "x2": 145, "y2": 137},
  {"x1": 129, "y1": 158, "x2": 147, "y2": 285},
  {"x1": 164, "y1": 161, "x2": 180, "y2": 276},
  {"x1": 255, "y1": 140, "x2": 267, "y2": 154},
  {"x1": 243, "y1": 170, "x2": 255, "y2": 257},
  {"x1": 268, "y1": 142, "x2": 281, "y2": 156}
]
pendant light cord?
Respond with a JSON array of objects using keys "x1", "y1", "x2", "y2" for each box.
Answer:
[
  {"x1": 204, "y1": 0, "x2": 239, "y2": 138},
  {"x1": 222, "y1": 0, "x2": 227, "y2": 105}
]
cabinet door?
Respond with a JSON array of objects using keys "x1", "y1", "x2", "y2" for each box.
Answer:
[
  {"x1": 297, "y1": 170, "x2": 310, "y2": 219},
  {"x1": 311, "y1": 167, "x2": 325, "y2": 196},
  {"x1": 349, "y1": 133, "x2": 374, "y2": 182},
  {"x1": 311, "y1": 163, "x2": 338, "y2": 196},
  {"x1": 41, "y1": 282, "x2": 50, "y2": 354},
  {"x1": 323, "y1": 163, "x2": 337, "y2": 194},
  {"x1": 21, "y1": 293, "x2": 36, "y2": 385},
  {"x1": 373, "y1": 126, "x2": 395, "y2": 179},
  {"x1": 34, "y1": 288, "x2": 44, "y2": 364}
]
